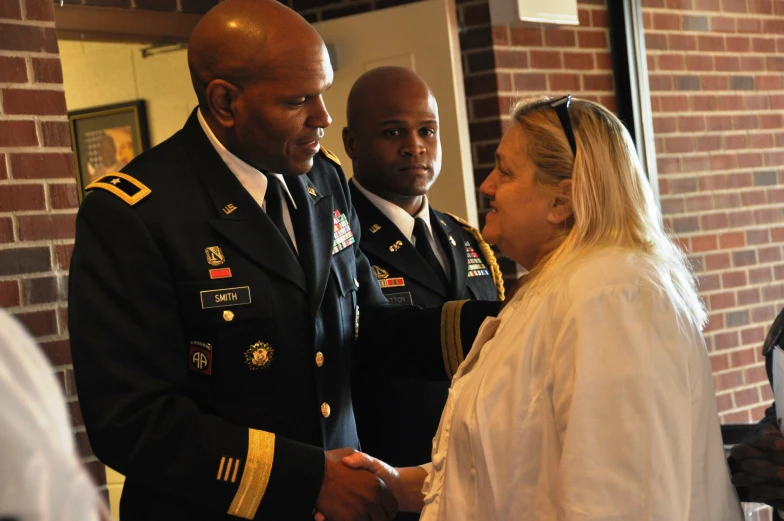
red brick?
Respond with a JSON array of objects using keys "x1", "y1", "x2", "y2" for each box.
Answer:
[
  {"x1": 721, "y1": 232, "x2": 746, "y2": 250},
  {"x1": 460, "y1": 26, "x2": 492, "y2": 50},
  {"x1": 699, "y1": 35, "x2": 726, "y2": 52},
  {"x1": 757, "y1": 75, "x2": 783, "y2": 91},
  {"x1": 15, "y1": 309, "x2": 57, "y2": 337},
  {"x1": 716, "y1": 392, "x2": 733, "y2": 413},
  {"x1": 0, "y1": 120, "x2": 37, "y2": 147},
  {"x1": 692, "y1": 95, "x2": 717, "y2": 111},
  {"x1": 760, "y1": 246, "x2": 783, "y2": 263},
  {"x1": 750, "y1": 134, "x2": 774, "y2": 148},
  {"x1": 744, "y1": 364, "x2": 768, "y2": 386},
  {"x1": 750, "y1": 266, "x2": 774, "y2": 285},
  {"x1": 737, "y1": 18, "x2": 762, "y2": 32},
  {"x1": 56, "y1": 243, "x2": 73, "y2": 270},
  {"x1": 654, "y1": 116, "x2": 677, "y2": 133},
  {"x1": 686, "y1": 54, "x2": 714, "y2": 71},
  {"x1": 2, "y1": 89, "x2": 66, "y2": 116},
  {"x1": 747, "y1": 229, "x2": 771, "y2": 245},
  {"x1": 752, "y1": 304, "x2": 776, "y2": 322},
  {"x1": 696, "y1": 135, "x2": 721, "y2": 151},
  {"x1": 670, "y1": 176, "x2": 697, "y2": 194},
  {"x1": 707, "y1": 115, "x2": 733, "y2": 131},
  {"x1": 649, "y1": 75, "x2": 673, "y2": 92},
  {"x1": 725, "y1": 134, "x2": 748, "y2": 149},
  {"x1": 75, "y1": 430, "x2": 93, "y2": 458},
  {"x1": 705, "y1": 252, "x2": 731, "y2": 270},
  {"x1": 17, "y1": 214, "x2": 76, "y2": 241},
  {"x1": 713, "y1": 154, "x2": 740, "y2": 171},
  {"x1": 464, "y1": 73, "x2": 502, "y2": 97},
  {"x1": 741, "y1": 325, "x2": 766, "y2": 345},
  {"x1": 658, "y1": 95, "x2": 689, "y2": 112},
  {"x1": 0, "y1": 216, "x2": 12, "y2": 243},
  {"x1": 583, "y1": 74, "x2": 613, "y2": 91},
  {"x1": 466, "y1": 50, "x2": 495, "y2": 74},
  {"x1": 702, "y1": 213, "x2": 729, "y2": 230},
  {"x1": 39, "y1": 120, "x2": 71, "y2": 148},
  {"x1": 23, "y1": 0, "x2": 53, "y2": 20},
  {"x1": 31, "y1": 58, "x2": 62, "y2": 83},
  {"x1": 0, "y1": 24, "x2": 57, "y2": 53},
  {"x1": 0, "y1": 0, "x2": 21, "y2": 18},
  {"x1": 549, "y1": 73, "x2": 580, "y2": 91},
  {"x1": 40, "y1": 338, "x2": 71, "y2": 366},
  {"x1": 0, "y1": 56, "x2": 26, "y2": 83},
  {"x1": 763, "y1": 283, "x2": 784, "y2": 302},
  {"x1": 462, "y1": 3, "x2": 490, "y2": 25},
  {"x1": 738, "y1": 288, "x2": 762, "y2": 306},
  {"x1": 733, "y1": 115, "x2": 759, "y2": 130},
  {"x1": 735, "y1": 387, "x2": 761, "y2": 407},
  {"x1": 750, "y1": 0, "x2": 775, "y2": 12},
  {"x1": 529, "y1": 50, "x2": 560, "y2": 69},
  {"x1": 711, "y1": 15, "x2": 736, "y2": 32},
  {"x1": 737, "y1": 153, "x2": 764, "y2": 168},
  {"x1": 678, "y1": 115, "x2": 706, "y2": 132},
  {"x1": 49, "y1": 183, "x2": 79, "y2": 210},
  {"x1": 563, "y1": 52, "x2": 595, "y2": 71},
  {"x1": 509, "y1": 27, "x2": 542, "y2": 46},
  {"x1": 775, "y1": 263, "x2": 784, "y2": 281},
  {"x1": 513, "y1": 73, "x2": 546, "y2": 92},
  {"x1": 741, "y1": 57, "x2": 765, "y2": 72},
  {"x1": 710, "y1": 353, "x2": 730, "y2": 372},
  {"x1": 658, "y1": 157, "x2": 681, "y2": 175},
  {"x1": 577, "y1": 30, "x2": 607, "y2": 49},
  {"x1": 722, "y1": 270, "x2": 747, "y2": 288},
  {"x1": 725, "y1": 36, "x2": 751, "y2": 53},
  {"x1": 692, "y1": 234, "x2": 718, "y2": 252},
  {"x1": 544, "y1": 28, "x2": 575, "y2": 47},
  {"x1": 763, "y1": 19, "x2": 784, "y2": 34},
  {"x1": 653, "y1": 12, "x2": 681, "y2": 30},
  {"x1": 755, "y1": 208, "x2": 781, "y2": 224},
  {"x1": 745, "y1": 95, "x2": 770, "y2": 111},
  {"x1": 671, "y1": 35, "x2": 698, "y2": 52},
  {"x1": 700, "y1": 174, "x2": 727, "y2": 191},
  {"x1": 714, "y1": 192, "x2": 741, "y2": 209},
  {"x1": 704, "y1": 312, "x2": 724, "y2": 333},
  {"x1": 0, "y1": 280, "x2": 19, "y2": 307},
  {"x1": 698, "y1": 273, "x2": 720, "y2": 291},
  {"x1": 9, "y1": 153, "x2": 75, "y2": 179},
  {"x1": 659, "y1": 54, "x2": 686, "y2": 71},
  {"x1": 728, "y1": 210, "x2": 754, "y2": 227},
  {"x1": 741, "y1": 190, "x2": 766, "y2": 206},
  {"x1": 22, "y1": 276, "x2": 59, "y2": 305},
  {"x1": 0, "y1": 184, "x2": 45, "y2": 211},
  {"x1": 666, "y1": 136, "x2": 695, "y2": 153},
  {"x1": 716, "y1": 369, "x2": 744, "y2": 391}
]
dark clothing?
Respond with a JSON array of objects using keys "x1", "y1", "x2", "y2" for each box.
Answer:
[
  {"x1": 349, "y1": 179, "x2": 501, "y2": 480},
  {"x1": 68, "y1": 111, "x2": 500, "y2": 521}
]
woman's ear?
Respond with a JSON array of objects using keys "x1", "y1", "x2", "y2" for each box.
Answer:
[
  {"x1": 547, "y1": 179, "x2": 573, "y2": 225},
  {"x1": 205, "y1": 79, "x2": 240, "y2": 128}
]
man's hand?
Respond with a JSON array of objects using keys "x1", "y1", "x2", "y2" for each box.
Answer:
[
  {"x1": 314, "y1": 448, "x2": 398, "y2": 521},
  {"x1": 342, "y1": 452, "x2": 427, "y2": 513},
  {"x1": 731, "y1": 423, "x2": 784, "y2": 508}
]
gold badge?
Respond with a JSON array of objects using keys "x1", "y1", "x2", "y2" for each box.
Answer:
[
  {"x1": 369, "y1": 224, "x2": 382, "y2": 234},
  {"x1": 223, "y1": 204, "x2": 237, "y2": 215},
  {"x1": 245, "y1": 341, "x2": 274, "y2": 370},
  {"x1": 205, "y1": 246, "x2": 225, "y2": 266},
  {"x1": 449, "y1": 235, "x2": 457, "y2": 246},
  {"x1": 110, "y1": 178, "x2": 121, "y2": 185},
  {"x1": 223, "y1": 310, "x2": 234, "y2": 322},
  {"x1": 389, "y1": 240, "x2": 403, "y2": 252},
  {"x1": 372, "y1": 265, "x2": 389, "y2": 280},
  {"x1": 307, "y1": 186, "x2": 318, "y2": 197}
]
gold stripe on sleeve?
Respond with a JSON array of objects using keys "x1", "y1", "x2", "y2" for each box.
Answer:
[
  {"x1": 441, "y1": 300, "x2": 467, "y2": 379},
  {"x1": 227, "y1": 429, "x2": 275, "y2": 519},
  {"x1": 217, "y1": 456, "x2": 226, "y2": 480},
  {"x1": 231, "y1": 459, "x2": 241, "y2": 483},
  {"x1": 224, "y1": 458, "x2": 233, "y2": 481}
]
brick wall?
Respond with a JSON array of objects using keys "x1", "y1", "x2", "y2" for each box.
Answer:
[
  {"x1": 1, "y1": 0, "x2": 104, "y2": 488},
  {"x1": 643, "y1": 0, "x2": 784, "y2": 425}
]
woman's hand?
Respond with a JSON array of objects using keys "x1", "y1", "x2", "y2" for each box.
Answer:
[{"x1": 343, "y1": 452, "x2": 427, "y2": 514}]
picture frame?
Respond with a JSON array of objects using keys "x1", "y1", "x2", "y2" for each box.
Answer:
[{"x1": 68, "y1": 100, "x2": 150, "y2": 203}]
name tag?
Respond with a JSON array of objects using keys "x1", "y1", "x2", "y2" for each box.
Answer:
[
  {"x1": 200, "y1": 286, "x2": 252, "y2": 309},
  {"x1": 384, "y1": 291, "x2": 413, "y2": 306}
]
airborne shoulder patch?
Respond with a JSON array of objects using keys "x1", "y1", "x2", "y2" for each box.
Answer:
[
  {"x1": 319, "y1": 147, "x2": 342, "y2": 166},
  {"x1": 85, "y1": 172, "x2": 151, "y2": 206}
]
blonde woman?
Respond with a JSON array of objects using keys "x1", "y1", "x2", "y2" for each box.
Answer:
[{"x1": 337, "y1": 96, "x2": 742, "y2": 520}]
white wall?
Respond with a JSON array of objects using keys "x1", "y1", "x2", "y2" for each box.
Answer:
[{"x1": 60, "y1": 40, "x2": 196, "y2": 147}]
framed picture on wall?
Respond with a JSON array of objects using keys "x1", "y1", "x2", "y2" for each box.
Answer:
[{"x1": 68, "y1": 99, "x2": 150, "y2": 203}]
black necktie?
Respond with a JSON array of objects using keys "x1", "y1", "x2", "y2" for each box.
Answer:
[
  {"x1": 413, "y1": 217, "x2": 449, "y2": 291},
  {"x1": 265, "y1": 177, "x2": 297, "y2": 255}
]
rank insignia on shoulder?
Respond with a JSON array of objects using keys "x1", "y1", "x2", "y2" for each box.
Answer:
[
  {"x1": 372, "y1": 265, "x2": 389, "y2": 280},
  {"x1": 245, "y1": 341, "x2": 274, "y2": 370},
  {"x1": 85, "y1": 172, "x2": 151, "y2": 206},
  {"x1": 320, "y1": 147, "x2": 342, "y2": 166},
  {"x1": 216, "y1": 456, "x2": 241, "y2": 483},
  {"x1": 190, "y1": 341, "x2": 212, "y2": 375},
  {"x1": 332, "y1": 210, "x2": 355, "y2": 254}
]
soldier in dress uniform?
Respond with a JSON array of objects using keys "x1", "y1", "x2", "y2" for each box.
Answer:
[
  {"x1": 67, "y1": 3, "x2": 499, "y2": 521},
  {"x1": 341, "y1": 67, "x2": 504, "y2": 515}
]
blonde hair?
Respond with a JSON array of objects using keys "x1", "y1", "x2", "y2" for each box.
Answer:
[{"x1": 512, "y1": 96, "x2": 706, "y2": 329}]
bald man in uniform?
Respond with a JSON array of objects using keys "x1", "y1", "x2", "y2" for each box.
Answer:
[
  {"x1": 342, "y1": 68, "x2": 503, "y2": 519},
  {"x1": 67, "y1": 1, "x2": 499, "y2": 521}
]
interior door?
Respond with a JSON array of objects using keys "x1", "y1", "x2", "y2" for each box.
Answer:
[{"x1": 315, "y1": 0, "x2": 479, "y2": 224}]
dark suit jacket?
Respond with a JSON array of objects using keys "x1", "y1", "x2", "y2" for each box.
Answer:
[
  {"x1": 349, "y1": 179, "x2": 502, "y2": 480},
  {"x1": 68, "y1": 111, "x2": 500, "y2": 521}
]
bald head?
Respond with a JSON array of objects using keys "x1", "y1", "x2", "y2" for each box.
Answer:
[
  {"x1": 343, "y1": 67, "x2": 441, "y2": 215},
  {"x1": 188, "y1": 0, "x2": 324, "y2": 107}
]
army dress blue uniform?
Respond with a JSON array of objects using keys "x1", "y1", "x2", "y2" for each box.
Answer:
[
  {"x1": 67, "y1": 110, "x2": 500, "y2": 521},
  {"x1": 348, "y1": 179, "x2": 504, "y2": 506}
]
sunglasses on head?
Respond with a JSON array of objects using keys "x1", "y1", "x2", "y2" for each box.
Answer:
[{"x1": 549, "y1": 94, "x2": 577, "y2": 157}]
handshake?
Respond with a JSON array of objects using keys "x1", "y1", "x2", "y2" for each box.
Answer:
[{"x1": 313, "y1": 448, "x2": 427, "y2": 521}]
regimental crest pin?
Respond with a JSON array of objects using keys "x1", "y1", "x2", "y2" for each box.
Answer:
[
  {"x1": 307, "y1": 186, "x2": 318, "y2": 197},
  {"x1": 389, "y1": 240, "x2": 403, "y2": 252},
  {"x1": 372, "y1": 265, "x2": 389, "y2": 280},
  {"x1": 245, "y1": 341, "x2": 274, "y2": 370},
  {"x1": 205, "y1": 246, "x2": 225, "y2": 266},
  {"x1": 449, "y1": 235, "x2": 457, "y2": 246}
]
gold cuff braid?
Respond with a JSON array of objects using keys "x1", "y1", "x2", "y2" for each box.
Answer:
[
  {"x1": 445, "y1": 212, "x2": 505, "y2": 300},
  {"x1": 227, "y1": 429, "x2": 275, "y2": 519},
  {"x1": 441, "y1": 300, "x2": 467, "y2": 379}
]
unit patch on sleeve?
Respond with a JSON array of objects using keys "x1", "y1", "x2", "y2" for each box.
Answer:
[
  {"x1": 465, "y1": 241, "x2": 490, "y2": 277},
  {"x1": 332, "y1": 210, "x2": 356, "y2": 254},
  {"x1": 190, "y1": 341, "x2": 212, "y2": 375}
]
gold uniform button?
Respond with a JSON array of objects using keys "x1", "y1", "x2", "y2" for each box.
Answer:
[
  {"x1": 315, "y1": 352, "x2": 324, "y2": 367},
  {"x1": 321, "y1": 402, "x2": 331, "y2": 418},
  {"x1": 353, "y1": 278, "x2": 359, "y2": 288},
  {"x1": 223, "y1": 310, "x2": 234, "y2": 322}
]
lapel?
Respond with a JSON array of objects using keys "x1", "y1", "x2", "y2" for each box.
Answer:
[
  {"x1": 180, "y1": 111, "x2": 307, "y2": 292},
  {"x1": 432, "y1": 209, "x2": 468, "y2": 301},
  {"x1": 349, "y1": 180, "x2": 448, "y2": 298},
  {"x1": 283, "y1": 173, "x2": 334, "y2": 318}
]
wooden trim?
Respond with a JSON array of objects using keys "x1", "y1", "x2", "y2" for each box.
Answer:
[{"x1": 54, "y1": 5, "x2": 202, "y2": 43}]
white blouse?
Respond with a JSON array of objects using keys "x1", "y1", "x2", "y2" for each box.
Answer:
[{"x1": 420, "y1": 248, "x2": 742, "y2": 521}]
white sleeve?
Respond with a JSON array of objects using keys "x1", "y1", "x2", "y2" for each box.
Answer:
[{"x1": 550, "y1": 284, "x2": 694, "y2": 521}]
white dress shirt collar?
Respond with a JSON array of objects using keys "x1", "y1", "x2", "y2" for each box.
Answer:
[
  {"x1": 197, "y1": 109, "x2": 296, "y2": 210},
  {"x1": 351, "y1": 177, "x2": 433, "y2": 241}
]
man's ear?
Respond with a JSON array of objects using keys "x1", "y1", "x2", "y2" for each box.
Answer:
[
  {"x1": 205, "y1": 79, "x2": 240, "y2": 128},
  {"x1": 342, "y1": 127, "x2": 357, "y2": 160},
  {"x1": 546, "y1": 179, "x2": 573, "y2": 225}
]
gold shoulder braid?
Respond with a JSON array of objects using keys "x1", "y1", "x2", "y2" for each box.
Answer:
[
  {"x1": 85, "y1": 172, "x2": 151, "y2": 206},
  {"x1": 445, "y1": 212, "x2": 505, "y2": 300},
  {"x1": 319, "y1": 146, "x2": 341, "y2": 166}
]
